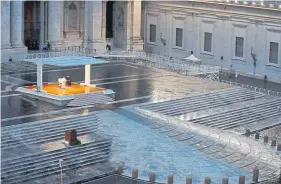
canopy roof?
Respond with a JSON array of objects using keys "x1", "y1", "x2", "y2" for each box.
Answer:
[
  {"x1": 183, "y1": 54, "x2": 201, "y2": 62},
  {"x1": 24, "y1": 56, "x2": 108, "y2": 66}
]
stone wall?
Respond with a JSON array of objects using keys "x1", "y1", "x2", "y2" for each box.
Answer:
[{"x1": 142, "y1": 1, "x2": 281, "y2": 83}]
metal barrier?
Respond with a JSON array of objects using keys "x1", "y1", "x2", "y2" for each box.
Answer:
[
  {"x1": 115, "y1": 164, "x2": 280, "y2": 184},
  {"x1": 221, "y1": 80, "x2": 281, "y2": 98},
  {"x1": 22, "y1": 46, "x2": 220, "y2": 80}
]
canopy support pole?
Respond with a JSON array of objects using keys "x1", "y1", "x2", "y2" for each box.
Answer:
[
  {"x1": 85, "y1": 64, "x2": 91, "y2": 86},
  {"x1": 37, "y1": 62, "x2": 43, "y2": 92}
]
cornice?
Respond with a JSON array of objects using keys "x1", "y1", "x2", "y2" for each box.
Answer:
[
  {"x1": 188, "y1": 0, "x2": 281, "y2": 11},
  {"x1": 145, "y1": 3, "x2": 281, "y2": 25}
]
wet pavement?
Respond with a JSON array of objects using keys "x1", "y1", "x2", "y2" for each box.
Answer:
[
  {"x1": 1, "y1": 62, "x2": 229, "y2": 126},
  {"x1": 219, "y1": 73, "x2": 281, "y2": 92},
  {"x1": 10, "y1": 63, "x2": 149, "y2": 83},
  {"x1": 1, "y1": 82, "x2": 10, "y2": 90},
  {"x1": 2, "y1": 59, "x2": 281, "y2": 184}
]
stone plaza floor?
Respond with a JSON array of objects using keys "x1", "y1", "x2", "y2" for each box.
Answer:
[{"x1": 1, "y1": 59, "x2": 281, "y2": 184}]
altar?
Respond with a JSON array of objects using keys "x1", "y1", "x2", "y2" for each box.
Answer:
[{"x1": 16, "y1": 56, "x2": 115, "y2": 106}]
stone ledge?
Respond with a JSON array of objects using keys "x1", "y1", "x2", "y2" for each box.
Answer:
[{"x1": 15, "y1": 87, "x2": 74, "y2": 106}]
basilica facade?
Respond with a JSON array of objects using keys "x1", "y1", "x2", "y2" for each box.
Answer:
[
  {"x1": 1, "y1": 0, "x2": 281, "y2": 82},
  {"x1": 1, "y1": 0, "x2": 143, "y2": 59}
]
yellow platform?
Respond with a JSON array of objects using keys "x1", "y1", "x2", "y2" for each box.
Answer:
[{"x1": 25, "y1": 83, "x2": 105, "y2": 96}]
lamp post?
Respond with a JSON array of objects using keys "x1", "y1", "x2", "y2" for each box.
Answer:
[{"x1": 59, "y1": 159, "x2": 63, "y2": 184}]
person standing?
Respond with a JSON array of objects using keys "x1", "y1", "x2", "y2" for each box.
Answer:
[
  {"x1": 47, "y1": 42, "x2": 51, "y2": 51},
  {"x1": 235, "y1": 71, "x2": 238, "y2": 80},
  {"x1": 66, "y1": 76, "x2": 71, "y2": 86}
]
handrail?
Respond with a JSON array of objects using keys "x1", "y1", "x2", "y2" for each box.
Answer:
[{"x1": 22, "y1": 46, "x2": 220, "y2": 78}]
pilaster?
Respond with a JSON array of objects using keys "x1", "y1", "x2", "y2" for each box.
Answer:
[
  {"x1": 10, "y1": 1, "x2": 26, "y2": 49},
  {"x1": 132, "y1": 0, "x2": 144, "y2": 51},
  {"x1": 47, "y1": 1, "x2": 62, "y2": 48},
  {"x1": 125, "y1": 1, "x2": 132, "y2": 51},
  {"x1": 83, "y1": 2, "x2": 88, "y2": 48},
  {"x1": 1, "y1": 1, "x2": 11, "y2": 49},
  {"x1": 87, "y1": 1, "x2": 106, "y2": 50},
  {"x1": 102, "y1": 1, "x2": 107, "y2": 39},
  {"x1": 125, "y1": 0, "x2": 144, "y2": 51},
  {"x1": 39, "y1": 1, "x2": 45, "y2": 49}
]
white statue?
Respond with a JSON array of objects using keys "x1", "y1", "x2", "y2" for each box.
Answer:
[{"x1": 58, "y1": 77, "x2": 67, "y2": 89}]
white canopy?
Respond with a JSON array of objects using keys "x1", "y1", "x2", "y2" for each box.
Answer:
[{"x1": 183, "y1": 54, "x2": 201, "y2": 62}]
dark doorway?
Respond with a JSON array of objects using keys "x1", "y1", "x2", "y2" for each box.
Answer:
[
  {"x1": 24, "y1": 1, "x2": 40, "y2": 50},
  {"x1": 106, "y1": 1, "x2": 113, "y2": 38}
]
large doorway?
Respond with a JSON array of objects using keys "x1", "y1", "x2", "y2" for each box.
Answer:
[
  {"x1": 24, "y1": 1, "x2": 40, "y2": 50},
  {"x1": 106, "y1": 1, "x2": 113, "y2": 38}
]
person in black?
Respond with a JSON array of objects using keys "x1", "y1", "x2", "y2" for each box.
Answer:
[
  {"x1": 66, "y1": 76, "x2": 71, "y2": 86},
  {"x1": 8, "y1": 57, "x2": 12, "y2": 62},
  {"x1": 47, "y1": 42, "x2": 51, "y2": 51},
  {"x1": 106, "y1": 44, "x2": 111, "y2": 51}
]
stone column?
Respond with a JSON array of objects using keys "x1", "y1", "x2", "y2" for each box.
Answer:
[
  {"x1": 60, "y1": 1, "x2": 64, "y2": 45},
  {"x1": 39, "y1": 1, "x2": 45, "y2": 49},
  {"x1": 102, "y1": 1, "x2": 107, "y2": 39},
  {"x1": 125, "y1": 1, "x2": 132, "y2": 51},
  {"x1": 125, "y1": 0, "x2": 143, "y2": 51},
  {"x1": 1, "y1": 1, "x2": 11, "y2": 49},
  {"x1": 131, "y1": 0, "x2": 143, "y2": 50},
  {"x1": 10, "y1": 1, "x2": 25, "y2": 48},
  {"x1": 87, "y1": 1, "x2": 105, "y2": 50},
  {"x1": 32, "y1": 1, "x2": 37, "y2": 30},
  {"x1": 83, "y1": 1, "x2": 89, "y2": 48},
  {"x1": 44, "y1": 1, "x2": 48, "y2": 43},
  {"x1": 47, "y1": 1, "x2": 62, "y2": 48}
]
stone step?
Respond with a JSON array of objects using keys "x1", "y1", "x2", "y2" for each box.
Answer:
[
  {"x1": 160, "y1": 92, "x2": 263, "y2": 116},
  {"x1": 198, "y1": 104, "x2": 280, "y2": 128},
  {"x1": 1, "y1": 114, "x2": 98, "y2": 135},
  {"x1": 220, "y1": 111, "x2": 281, "y2": 130},
  {"x1": 139, "y1": 89, "x2": 264, "y2": 116},
  {"x1": 2, "y1": 118, "x2": 98, "y2": 143},
  {"x1": 2, "y1": 153, "x2": 110, "y2": 184},
  {"x1": 137, "y1": 87, "x2": 239, "y2": 108},
  {"x1": 139, "y1": 87, "x2": 247, "y2": 109},
  {"x1": 191, "y1": 99, "x2": 280, "y2": 123},
  {"x1": 178, "y1": 97, "x2": 271, "y2": 122},
  {"x1": 2, "y1": 127, "x2": 94, "y2": 149},
  {"x1": 67, "y1": 93, "x2": 114, "y2": 107},
  {"x1": 199, "y1": 103, "x2": 279, "y2": 126},
  {"x1": 155, "y1": 91, "x2": 258, "y2": 112},
  {"x1": 3, "y1": 136, "x2": 110, "y2": 164},
  {"x1": 2, "y1": 138, "x2": 112, "y2": 184},
  {"x1": 2, "y1": 142, "x2": 111, "y2": 174},
  {"x1": 140, "y1": 87, "x2": 260, "y2": 109}
]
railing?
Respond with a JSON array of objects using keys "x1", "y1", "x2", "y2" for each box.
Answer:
[
  {"x1": 221, "y1": 80, "x2": 281, "y2": 98},
  {"x1": 115, "y1": 164, "x2": 280, "y2": 184},
  {"x1": 23, "y1": 46, "x2": 220, "y2": 79}
]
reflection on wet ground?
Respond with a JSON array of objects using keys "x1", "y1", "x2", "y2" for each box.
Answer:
[
  {"x1": 1, "y1": 95, "x2": 64, "y2": 120},
  {"x1": 1, "y1": 63, "x2": 229, "y2": 126},
  {"x1": 11, "y1": 63, "x2": 149, "y2": 83},
  {"x1": 219, "y1": 74, "x2": 281, "y2": 92},
  {"x1": 1, "y1": 82, "x2": 10, "y2": 90},
  {"x1": 2, "y1": 60, "x2": 281, "y2": 184}
]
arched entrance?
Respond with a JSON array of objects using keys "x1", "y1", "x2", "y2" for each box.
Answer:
[{"x1": 24, "y1": 1, "x2": 40, "y2": 50}]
